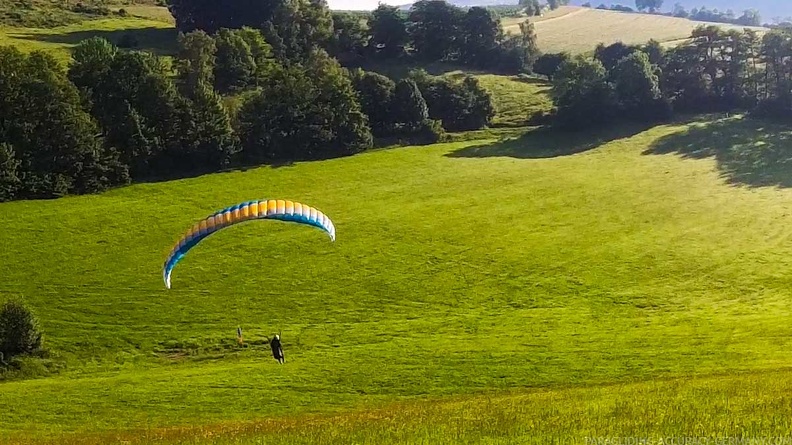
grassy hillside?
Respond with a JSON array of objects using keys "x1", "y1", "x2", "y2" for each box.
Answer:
[
  {"x1": 474, "y1": 74, "x2": 552, "y2": 127},
  {"x1": 0, "y1": 0, "x2": 167, "y2": 27},
  {"x1": 0, "y1": 0, "x2": 174, "y2": 62},
  {"x1": 503, "y1": 6, "x2": 768, "y2": 54},
  {"x1": 3, "y1": 3, "x2": 792, "y2": 444},
  {"x1": 11, "y1": 369, "x2": 792, "y2": 444},
  {"x1": 0, "y1": 16, "x2": 176, "y2": 62},
  {"x1": 4, "y1": 114, "x2": 792, "y2": 442}
]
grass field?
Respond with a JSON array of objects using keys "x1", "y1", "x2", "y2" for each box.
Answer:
[
  {"x1": 503, "y1": 6, "x2": 768, "y2": 54},
  {"x1": 113, "y1": 5, "x2": 175, "y2": 24},
  {"x1": 0, "y1": 16, "x2": 176, "y2": 62},
  {"x1": 11, "y1": 370, "x2": 792, "y2": 444},
  {"x1": 0, "y1": 0, "x2": 166, "y2": 27},
  {"x1": 4, "y1": 114, "x2": 792, "y2": 442},
  {"x1": 470, "y1": 74, "x2": 552, "y2": 127},
  {"x1": 2, "y1": 3, "x2": 792, "y2": 443}
]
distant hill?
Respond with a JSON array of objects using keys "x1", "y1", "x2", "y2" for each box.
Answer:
[
  {"x1": 502, "y1": 6, "x2": 767, "y2": 54},
  {"x1": 568, "y1": 1, "x2": 792, "y2": 22}
]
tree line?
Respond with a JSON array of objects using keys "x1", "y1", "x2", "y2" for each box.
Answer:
[
  {"x1": 670, "y1": 4, "x2": 762, "y2": 27},
  {"x1": 0, "y1": 24, "x2": 497, "y2": 202},
  {"x1": 169, "y1": 0, "x2": 541, "y2": 74},
  {"x1": 541, "y1": 26, "x2": 792, "y2": 128},
  {"x1": 577, "y1": 2, "x2": 762, "y2": 28},
  {"x1": 520, "y1": 0, "x2": 570, "y2": 17}
]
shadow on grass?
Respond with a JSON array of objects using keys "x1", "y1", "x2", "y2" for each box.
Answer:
[
  {"x1": 13, "y1": 26, "x2": 178, "y2": 56},
  {"x1": 446, "y1": 122, "x2": 653, "y2": 160},
  {"x1": 643, "y1": 116, "x2": 792, "y2": 188},
  {"x1": 130, "y1": 150, "x2": 354, "y2": 187}
]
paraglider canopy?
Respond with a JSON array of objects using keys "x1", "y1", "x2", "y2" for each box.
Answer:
[{"x1": 162, "y1": 199, "x2": 336, "y2": 289}]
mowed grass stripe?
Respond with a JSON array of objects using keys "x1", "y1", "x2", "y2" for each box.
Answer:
[{"x1": 3, "y1": 119, "x2": 792, "y2": 436}]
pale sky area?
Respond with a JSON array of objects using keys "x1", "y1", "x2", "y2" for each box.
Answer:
[{"x1": 327, "y1": 0, "x2": 404, "y2": 10}]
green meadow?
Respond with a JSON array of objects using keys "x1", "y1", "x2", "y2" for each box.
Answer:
[
  {"x1": 2, "y1": 3, "x2": 792, "y2": 443},
  {"x1": 0, "y1": 17, "x2": 176, "y2": 62},
  {"x1": 4, "y1": 113, "x2": 792, "y2": 442}
]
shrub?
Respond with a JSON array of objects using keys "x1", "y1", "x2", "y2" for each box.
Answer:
[
  {"x1": 71, "y1": 3, "x2": 111, "y2": 16},
  {"x1": 409, "y1": 71, "x2": 496, "y2": 132},
  {"x1": 417, "y1": 119, "x2": 446, "y2": 144},
  {"x1": 533, "y1": 52, "x2": 571, "y2": 80},
  {"x1": 0, "y1": 300, "x2": 42, "y2": 362}
]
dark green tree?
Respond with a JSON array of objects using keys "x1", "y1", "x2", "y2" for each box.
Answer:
[
  {"x1": 236, "y1": 27, "x2": 276, "y2": 85},
  {"x1": 368, "y1": 4, "x2": 408, "y2": 58},
  {"x1": 168, "y1": 0, "x2": 332, "y2": 60},
  {"x1": 330, "y1": 12, "x2": 369, "y2": 60},
  {"x1": 173, "y1": 83, "x2": 239, "y2": 171},
  {"x1": 391, "y1": 79, "x2": 429, "y2": 132},
  {"x1": 213, "y1": 28, "x2": 257, "y2": 93},
  {"x1": 552, "y1": 55, "x2": 616, "y2": 128},
  {"x1": 175, "y1": 30, "x2": 217, "y2": 95},
  {"x1": 2, "y1": 47, "x2": 126, "y2": 198},
  {"x1": 461, "y1": 7, "x2": 503, "y2": 68},
  {"x1": 70, "y1": 41, "x2": 181, "y2": 178},
  {"x1": 238, "y1": 50, "x2": 372, "y2": 162},
  {"x1": 268, "y1": 0, "x2": 334, "y2": 59},
  {"x1": 662, "y1": 26, "x2": 757, "y2": 111},
  {"x1": 534, "y1": 52, "x2": 571, "y2": 79},
  {"x1": 752, "y1": 28, "x2": 792, "y2": 116},
  {"x1": 350, "y1": 69, "x2": 396, "y2": 137},
  {"x1": 660, "y1": 43, "x2": 709, "y2": 112},
  {"x1": 611, "y1": 50, "x2": 670, "y2": 121},
  {"x1": 68, "y1": 37, "x2": 117, "y2": 98},
  {"x1": 594, "y1": 41, "x2": 638, "y2": 71},
  {"x1": 497, "y1": 20, "x2": 540, "y2": 73},
  {"x1": 719, "y1": 29, "x2": 754, "y2": 109},
  {"x1": 458, "y1": 76, "x2": 497, "y2": 130},
  {"x1": 409, "y1": 70, "x2": 495, "y2": 131},
  {"x1": 408, "y1": 0, "x2": 465, "y2": 62}
]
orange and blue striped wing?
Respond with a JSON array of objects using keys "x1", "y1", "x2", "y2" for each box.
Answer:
[{"x1": 163, "y1": 199, "x2": 336, "y2": 289}]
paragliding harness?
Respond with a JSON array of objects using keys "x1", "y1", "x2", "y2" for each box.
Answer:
[{"x1": 265, "y1": 332, "x2": 284, "y2": 364}]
